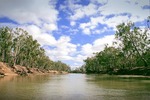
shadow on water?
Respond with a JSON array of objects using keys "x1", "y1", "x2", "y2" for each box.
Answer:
[
  {"x1": 86, "y1": 74, "x2": 150, "y2": 90},
  {"x1": 85, "y1": 74, "x2": 150, "y2": 100}
]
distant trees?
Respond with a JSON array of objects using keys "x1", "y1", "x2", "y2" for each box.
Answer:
[
  {"x1": 84, "y1": 22, "x2": 150, "y2": 75},
  {"x1": 84, "y1": 46, "x2": 121, "y2": 74},
  {"x1": 0, "y1": 27, "x2": 70, "y2": 72},
  {"x1": 71, "y1": 66, "x2": 85, "y2": 73}
]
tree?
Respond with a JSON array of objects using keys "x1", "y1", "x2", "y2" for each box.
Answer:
[
  {"x1": 83, "y1": 22, "x2": 150, "y2": 75},
  {"x1": 0, "y1": 27, "x2": 71, "y2": 72},
  {"x1": 0, "y1": 27, "x2": 13, "y2": 63},
  {"x1": 12, "y1": 28, "x2": 28, "y2": 66},
  {"x1": 116, "y1": 22, "x2": 150, "y2": 67}
]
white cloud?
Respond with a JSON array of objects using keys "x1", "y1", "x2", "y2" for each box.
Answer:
[
  {"x1": 81, "y1": 43, "x2": 93, "y2": 56},
  {"x1": 104, "y1": 15, "x2": 129, "y2": 29},
  {"x1": 70, "y1": 35, "x2": 115, "y2": 68},
  {"x1": 65, "y1": 1, "x2": 97, "y2": 21},
  {"x1": 98, "y1": 0, "x2": 149, "y2": 23},
  {"x1": 79, "y1": 16, "x2": 107, "y2": 35},
  {"x1": 70, "y1": 21, "x2": 76, "y2": 26},
  {"x1": 37, "y1": 33, "x2": 57, "y2": 46},
  {"x1": 30, "y1": 29, "x2": 55, "y2": 46},
  {"x1": 93, "y1": 27, "x2": 109, "y2": 34},
  {"x1": 80, "y1": 22, "x2": 95, "y2": 35},
  {"x1": 26, "y1": 25, "x2": 42, "y2": 36},
  {"x1": 68, "y1": 0, "x2": 149, "y2": 35},
  {"x1": 82, "y1": 28, "x2": 91, "y2": 35},
  {"x1": 79, "y1": 14, "x2": 129, "y2": 35},
  {"x1": 46, "y1": 36, "x2": 77, "y2": 61},
  {"x1": 75, "y1": 54, "x2": 87, "y2": 63},
  {"x1": 80, "y1": 22, "x2": 91, "y2": 29},
  {"x1": 81, "y1": 35, "x2": 115, "y2": 57},
  {"x1": 99, "y1": 0, "x2": 146, "y2": 16},
  {"x1": 93, "y1": 35, "x2": 115, "y2": 48},
  {"x1": 90, "y1": 0, "x2": 108, "y2": 4},
  {"x1": 0, "y1": 0, "x2": 58, "y2": 29},
  {"x1": 66, "y1": 0, "x2": 148, "y2": 22},
  {"x1": 23, "y1": 25, "x2": 56, "y2": 46},
  {"x1": 43, "y1": 23, "x2": 58, "y2": 31}
]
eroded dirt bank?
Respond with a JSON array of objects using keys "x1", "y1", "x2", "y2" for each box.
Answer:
[{"x1": 0, "y1": 62, "x2": 67, "y2": 76}]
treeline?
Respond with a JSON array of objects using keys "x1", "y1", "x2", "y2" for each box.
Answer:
[
  {"x1": 83, "y1": 22, "x2": 150, "y2": 75},
  {"x1": 70, "y1": 66, "x2": 85, "y2": 73},
  {"x1": 0, "y1": 27, "x2": 70, "y2": 72}
]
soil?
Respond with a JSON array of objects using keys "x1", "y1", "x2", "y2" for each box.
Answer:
[
  {"x1": 0, "y1": 62, "x2": 67, "y2": 76},
  {"x1": 0, "y1": 62, "x2": 17, "y2": 76}
]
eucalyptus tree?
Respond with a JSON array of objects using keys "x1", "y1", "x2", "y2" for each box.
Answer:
[
  {"x1": 0, "y1": 26, "x2": 71, "y2": 71},
  {"x1": 116, "y1": 22, "x2": 150, "y2": 67},
  {"x1": 0, "y1": 27, "x2": 13, "y2": 63},
  {"x1": 85, "y1": 46, "x2": 122, "y2": 73},
  {"x1": 11, "y1": 28, "x2": 29, "y2": 66},
  {"x1": 84, "y1": 57, "x2": 97, "y2": 73}
]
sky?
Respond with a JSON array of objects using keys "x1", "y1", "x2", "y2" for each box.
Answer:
[{"x1": 0, "y1": 0, "x2": 149, "y2": 69}]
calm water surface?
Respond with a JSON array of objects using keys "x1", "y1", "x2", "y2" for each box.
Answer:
[{"x1": 0, "y1": 74, "x2": 150, "y2": 100}]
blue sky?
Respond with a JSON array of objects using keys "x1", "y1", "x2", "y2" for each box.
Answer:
[{"x1": 0, "y1": 0, "x2": 149, "y2": 69}]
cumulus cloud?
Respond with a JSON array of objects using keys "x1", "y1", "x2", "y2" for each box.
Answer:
[
  {"x1": 26, "y1": 25, "x2": 42, "y2": 36},
  {"x1": 23, "y1": 25, "x2": 56, "y2": 46},
  {"x1": 70, "y1": 3, "x2": 98, "y2": 20},
  {"x1": 43, "y1": 23, "x2": 58, "y2": 31},
  {"x1": 81, "y1": 35, "x2": 115, "y2": 56},
  {"x1": 45, "y1": 36, "x2": 77, "y2": 61},
  {"x1": 99, "y1": 0, "x2": 149, "y2": 18},
  {"x1": 70, "y1": 35, "x2": 115, "y2": 67},
  {"x1": 70, "y1": 21, "x2": 76, "y2": 26},
  {"x1": 0, "y1": 0, "x2": 58, "y2": 30},
  {"x1": 62, "y1": 0, "x2": 149, "y2": 35}
]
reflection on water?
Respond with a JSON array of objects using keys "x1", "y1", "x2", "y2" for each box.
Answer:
[{"x1": 0, "y1": 74, "x2": 150, "y2": 100}]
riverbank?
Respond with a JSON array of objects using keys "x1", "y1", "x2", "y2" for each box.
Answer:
[
  {"x1": 111, "y1": 67, "x2": 150, "y2": 76},
  {"x1": 0, "y1": 62, "x2": 68, "y2": 77},
  {"x1": 84, "y1": 67, "x2": 150, "y2": 76},
  {"x1": 117, "y1": 75, "x2": 150, "y2": 79}
]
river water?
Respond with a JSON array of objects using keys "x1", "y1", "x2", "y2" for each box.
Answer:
[{"x1": 0, "y1": 74, "x2": 150, "y2": 100}]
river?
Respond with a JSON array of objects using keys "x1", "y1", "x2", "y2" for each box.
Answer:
[{"x1": 0, "y1": 74, "x2": 150, "y2": 100}]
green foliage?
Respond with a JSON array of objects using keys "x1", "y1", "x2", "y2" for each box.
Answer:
[
  {"x1": 71, "y1": 65, "x2": 85, "y2": 73},
  {"x1": 0, "y1": 27, "x2": 13, "y2": 63},
  {"x1": 84, "y1": 22, "x2": 150, "y2": 75},
  {"x1": 116, "y1": 22, "x2": 149, "y2": 67},
  {"x1": 0, "y1": 27, "x2": 70, "y2": 72}
]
